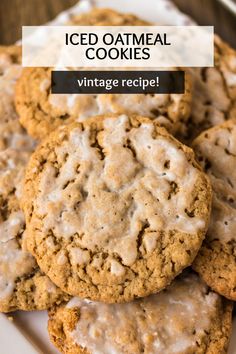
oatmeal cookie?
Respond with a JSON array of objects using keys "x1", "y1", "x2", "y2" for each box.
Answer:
[
  {"x1": 48, "y1": 272, "x2": 232, "y2": 354},
  {"x1": 0, "y1": 45, "x2": 35, "y2": 152},
  {"x1": 0, "y1": 149, "x2": 68, "y2": 312},
  {"x1": 192, "y1": 119, "x2": 236, "y2": 300},
  {"x1": 22, "y1": 114, "x2": 211, "y2": 302},
  {"x1": 179, "y1": 35, "x2": 236, "y2": 143}
]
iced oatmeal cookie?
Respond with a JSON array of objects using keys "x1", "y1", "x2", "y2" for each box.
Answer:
[
  {"x1": 48, "y1": 272, "x2": 232, "y2": 354},
  {"x1": 15, "y1": 8, "x2": 191, "y2": 140},
  {"x1": 22, "y1": 114, "x2": 211, "y2": 302},
  {"x1": 0, "y1": 45, "x2": 35, "y2": 152},
  {"x1": 192, "y1": 119, "x2": 236, "y2": 300},
  {"x1": 179, "y1": 35, "x2": 236, "y2": 143},
  {"x1": 0, "y1": 148, "x2": 68, "y2": 312}
]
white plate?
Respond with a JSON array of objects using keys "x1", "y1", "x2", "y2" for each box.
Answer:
[{"x1": 2, "y1": 0, "x2": 235, "y2": 353}]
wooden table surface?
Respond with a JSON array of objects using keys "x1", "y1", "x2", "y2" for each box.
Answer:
[
  {"x1": 0, "y1": 0, "x2": 235, "y2": 48},
  {"x1": 0, "y1": 0, "x2": 78, "y2": 44}
]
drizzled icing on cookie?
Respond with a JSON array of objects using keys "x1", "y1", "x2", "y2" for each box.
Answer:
[
  {"x1": 35, "y1": 115, "x2": 206, "y2": 269},
  {"x1": 66, "y1": 273, "x2": 218, "y2": 354},
  {"x1": 0, "y1": 47, "x2": 36, "y2": 152},
  {"x1": 0, "y1": 219, "x2": 36, "y2": 301},
  {"x1": 193, "y1": 120, "x2": 236, "y2": 242},
  {"x1": 0, "y1": 211, "x2": 25, "y2": 243},
  {"x1": 48, "y1": 89, "x2": 186, "y2": 135},
  {"x1": 0, "y1": 150, "x2": 36, "y2": 300}
]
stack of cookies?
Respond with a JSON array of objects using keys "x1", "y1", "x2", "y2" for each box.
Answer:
[{"x1": 0, "y1": 8, "x2": 235, "y2": 354}]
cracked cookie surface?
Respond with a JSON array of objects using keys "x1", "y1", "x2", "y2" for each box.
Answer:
[
  {"x1": 0, "y1": 45, "x2": 36, "y2": 152},
  {"x1": 48, "y1": 272, "x2": 232, "y2": 354},
  {"x1": 192, "y1": 119, "x2": 236, "y2": 300},
  {"x1": 0, "y1": 148, "x2": 68, "y2": 312},
  {"x1": 179, "y1": 35, "x2": 236, "y2": 143},
  {"x1": 23, "y1": 114, "x2": 211, "y2": 302},
  {"x1": 15, "y1": 8, "x2": 191, "y2": 140}
]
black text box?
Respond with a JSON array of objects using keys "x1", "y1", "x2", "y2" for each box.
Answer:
[{"x1": 51, "y1": 71, "x2": 185, "y2": 94}]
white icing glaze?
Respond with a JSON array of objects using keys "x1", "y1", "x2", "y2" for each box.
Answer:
[
  {"x1": 40, "y1": 78, "x2": 50, "y2": 92},
  {"x1": 109, "y1": 259, "x2": 125, "y2": 276},
  {"x1": 66, "y1": 273, "x2": 218, "y2": 354},
  {"x1": 44, "y1": 277, "x2": 57, "y2": 293},
  {"x1": 0, "y1": 149, "x2": 31, "y2": 199},
  {"x1": 70, "y1": 247, "x2": 90, "y2": 266},
  {"x1": 57, "y1": 251, "x2": 67, "y2": 265},
  {"x1": 0, "y1": 238, "x2": 36, "y2": 300},
  {"x1": 0, "y1": 211, "x2": 25, "y2": 243},
  {"x1": 48, "y1": 91, "x2": 179, "y2": 131},
  {"x1": 0, "y1": 149, "x2": 36, "y2": 300}
]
